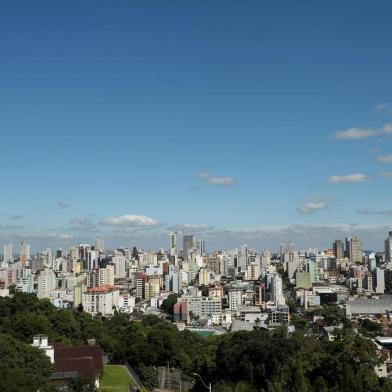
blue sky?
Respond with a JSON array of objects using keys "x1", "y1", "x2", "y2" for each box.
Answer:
[{"x1": 0, "y1": 0, "x2": 392, "y2": 252}]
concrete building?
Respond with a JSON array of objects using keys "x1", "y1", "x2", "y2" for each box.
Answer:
[
  {"x1": 228, "y1": 288, "x2": 242, "y2": 311},
  {"x1": 73, "y1": 278, "x2": 87, "y2": 307},
  {"x1": 112, "y1": 253, "x2": 127, "y2": 279},
  {"x1": 170, "y1": 232, "x2": 177, "y2": 256},
  {"x1": 119, "y1": 293, "x2": 136, "y2": 313},
  {"x1": 3, "y1": 243, "x2": 13, "y2": 265},
  {"x1": 375, "y1": 267, "x2": 385, "y2": 294},
  {"x1": 333, "y1": 240, "x2": 345, "y2": 259},
  {"x1": 271, "y1": 274, "x2": 285, "y2": 305},
  {"x1": 247, "y1": 262, "x2": 260, "y2": 280},
  {"x1": 136, "y1": 273, "x2": 148, "y2": 299},
  {"x1": 346, "y1": 297, "x2": 392, "y2": 319},
  {"x1": 385, "y1": 231, "x2": 392, "y2": 264},
  {"x1": 82, "y1": 285, "x2": 119, "y2": 316},
  {"x1": 195, "y1": 238, "x2": 205, "y2": 256},
  {"x1": 178, "y1": 296, "x2": 222, "y2": 318},
  {"x1": 86, "y1": 250, "x2": 98, "y2": 271},
  {"x1": 165, "y1": 267, "x2": 182, "y2": 294},
  {"x1": 37, "y1": 268, "x2": 56, "y2": 299},
  {"x1": 95, "y1": 237, "x2": 104, "y2": 252},
  {"x1": 280, "y1": 242, "x2": 295, "y2": 256},
  {"x1": 183, "y1": 235, "x2": 195, "y2": 261},
  {"x1": 20, "y1": 241, "x2": 30, "y2": 267},
  {"x1": 198, "y1": 268, "x2": 210, "y2": 286},
  {"x1": 346, "y1": 235, "x2": 363, "y2": 264},
  {"x1": 99, "y1": 265, "x2": 115, "y2": 286},
  {"x1": 268, "y1": 305, "x2": 290, "y2": 327}
]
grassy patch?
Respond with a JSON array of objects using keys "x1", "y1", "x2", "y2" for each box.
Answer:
[{"x1": 100, "y1": 365, "x2": 133, "y2": 392}]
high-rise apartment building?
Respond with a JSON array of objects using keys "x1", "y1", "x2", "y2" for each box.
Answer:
[
  {"x1": 79, "y1": 244, "x2": 91, "y2": 261},
  {"x1": 280, "y1": 242, "x2": 295, "y2": 256},
  {"x1": 170, "y1": 232, "x2": 177, "y2": 256},
  {"x1": 183, "y1": 235, "x2": 194, "y2": 261},
  {"x1": 3, "y1": 243, "x2": 13, "y2": 265},
  {"x1": 385, "y1": 231, "x2": 392, "y2": 264},
  {"x1": 112, "y1": 253, "x2": 127, "y2": 279},
  {"x1": 228, "y1": 287, "x2": 242, "y2": 311},
  {"x1": 333, "y1": 240, "x2": 345, "y2": 259},
  {"x1": 165, "y1": 266, "x2": 182, "y2": 294},
  {"x1": 374, "y1": 267, "x2": 385, "y2": 294},
  {"x1": 20, "y1": 242, "x2": 30, "y2": 267},
  {"x1": 238, "y1": 244, "x2": 249, "y2": 272},
  {"x1": 346, "y1": 235, "x2": 363, "y2": 264},
  {"x1": 195, "y1": 238, "x2": 205, "y2": 256},
  {"x1": 37, "y1": 268, "x2": 56, "y2": 299},
  {"x1": 86, "y1": 250, "x2": 98, "y2": 270},
  {"x1": 99, "y1": 265, "x2": 115, "y2": 286},
  {"x1": 198, "y1": 268, "x2": 210, "y2": 286},
  {"x1": 95, "y1": 237, "x2": 104, "y2": 252},
  {"x1": 271, "y1": 274, "x2": 285, "y2": 305}
]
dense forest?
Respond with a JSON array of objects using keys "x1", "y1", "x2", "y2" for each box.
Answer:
[{"x1": 0, "y1": 292, "x2": 392, "y2": 391}]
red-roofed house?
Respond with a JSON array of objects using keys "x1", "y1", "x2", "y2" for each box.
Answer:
[{"x1": 33, "y1": 335, "x2": 104, "y2": 387}]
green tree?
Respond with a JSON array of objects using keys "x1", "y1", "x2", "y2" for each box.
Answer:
[
  {"x1": 161, "y1": 294, "x2": 178, "y2": 315},
  {"x1": 0, "y1": 334, "x2": 52, "y2": 388},
  {"x1": 0, "y1": 368, "x2": 39, "y2": 392}
]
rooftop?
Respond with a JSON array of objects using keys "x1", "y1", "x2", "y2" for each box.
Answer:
[{"x1": 87, "y1": 285, "x2": 117, "y2": 293}]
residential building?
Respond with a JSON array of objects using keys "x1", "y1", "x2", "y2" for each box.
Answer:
[
  {"x1": 37, "y1": 268, "x2": 56, "y2": 299},
  {"x1": 82, "y1": 285, "x2": 119, "y2": 316},
  {"x1": 228, "y1": 288, "x2": 242, "y2": 311},
  {"x1": 346, "y1": 235, "x2": 363, "y2": 264},
  {"x1": 333, "y1": 240, "x2": 345, "y2": 259},
  {"x1": 183, "y1": 235, "x2": 194, "y2": 261}
]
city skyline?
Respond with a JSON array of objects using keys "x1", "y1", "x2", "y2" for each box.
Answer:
[
  {"x1": 2, "y1": 230, "x2": 392, "y2": 256},
  {"x1": 1, "y1": 1, "x2": 392, "y2": 251}
]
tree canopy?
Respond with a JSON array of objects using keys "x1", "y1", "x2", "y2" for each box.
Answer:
[{"x1": 0, "y1": 292, "x2": 391, "y2": 391}]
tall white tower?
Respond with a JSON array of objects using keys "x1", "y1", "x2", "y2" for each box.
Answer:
[
  {"x1": 3, "y1": 243, "x2": 13, "y2": 265},
  {"x1": 271, "y1": 274, "x2": 285, "y2": 305},
  {"x1": 95, "y1": 237, "x2": 105, "y2": 252},
  {"x1": 170, "y1": 232, "x2": 177, "y2": 256}
]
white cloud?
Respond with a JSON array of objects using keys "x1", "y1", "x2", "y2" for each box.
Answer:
[
  {"x1": 332, "y1": 123, "x2": 392, "y2": 140},
  {"x1": 101, "y1": 214, "x2": 160, "y2": 227},
  {"x1": 333, "y1": 127, "x2": 376, "y2": 140},
  {"x1": 297, "y1": 202, "x2": 328, "y2": 214},
  {"x1": 380, "y1": 171, "x2": 392, "y2": 178},
  {"x1": 198, "y1": 172, "x2": 237, "y2": 186},
  {"x1": 327, "y1": 174, "x2": 370, "y2": 184},
  {"x1": 58, "y1": 202, "x2": 70, "y2": 209},
  {"x1": 377, "y1": 154, "x2": 392, "y2": 164}
]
